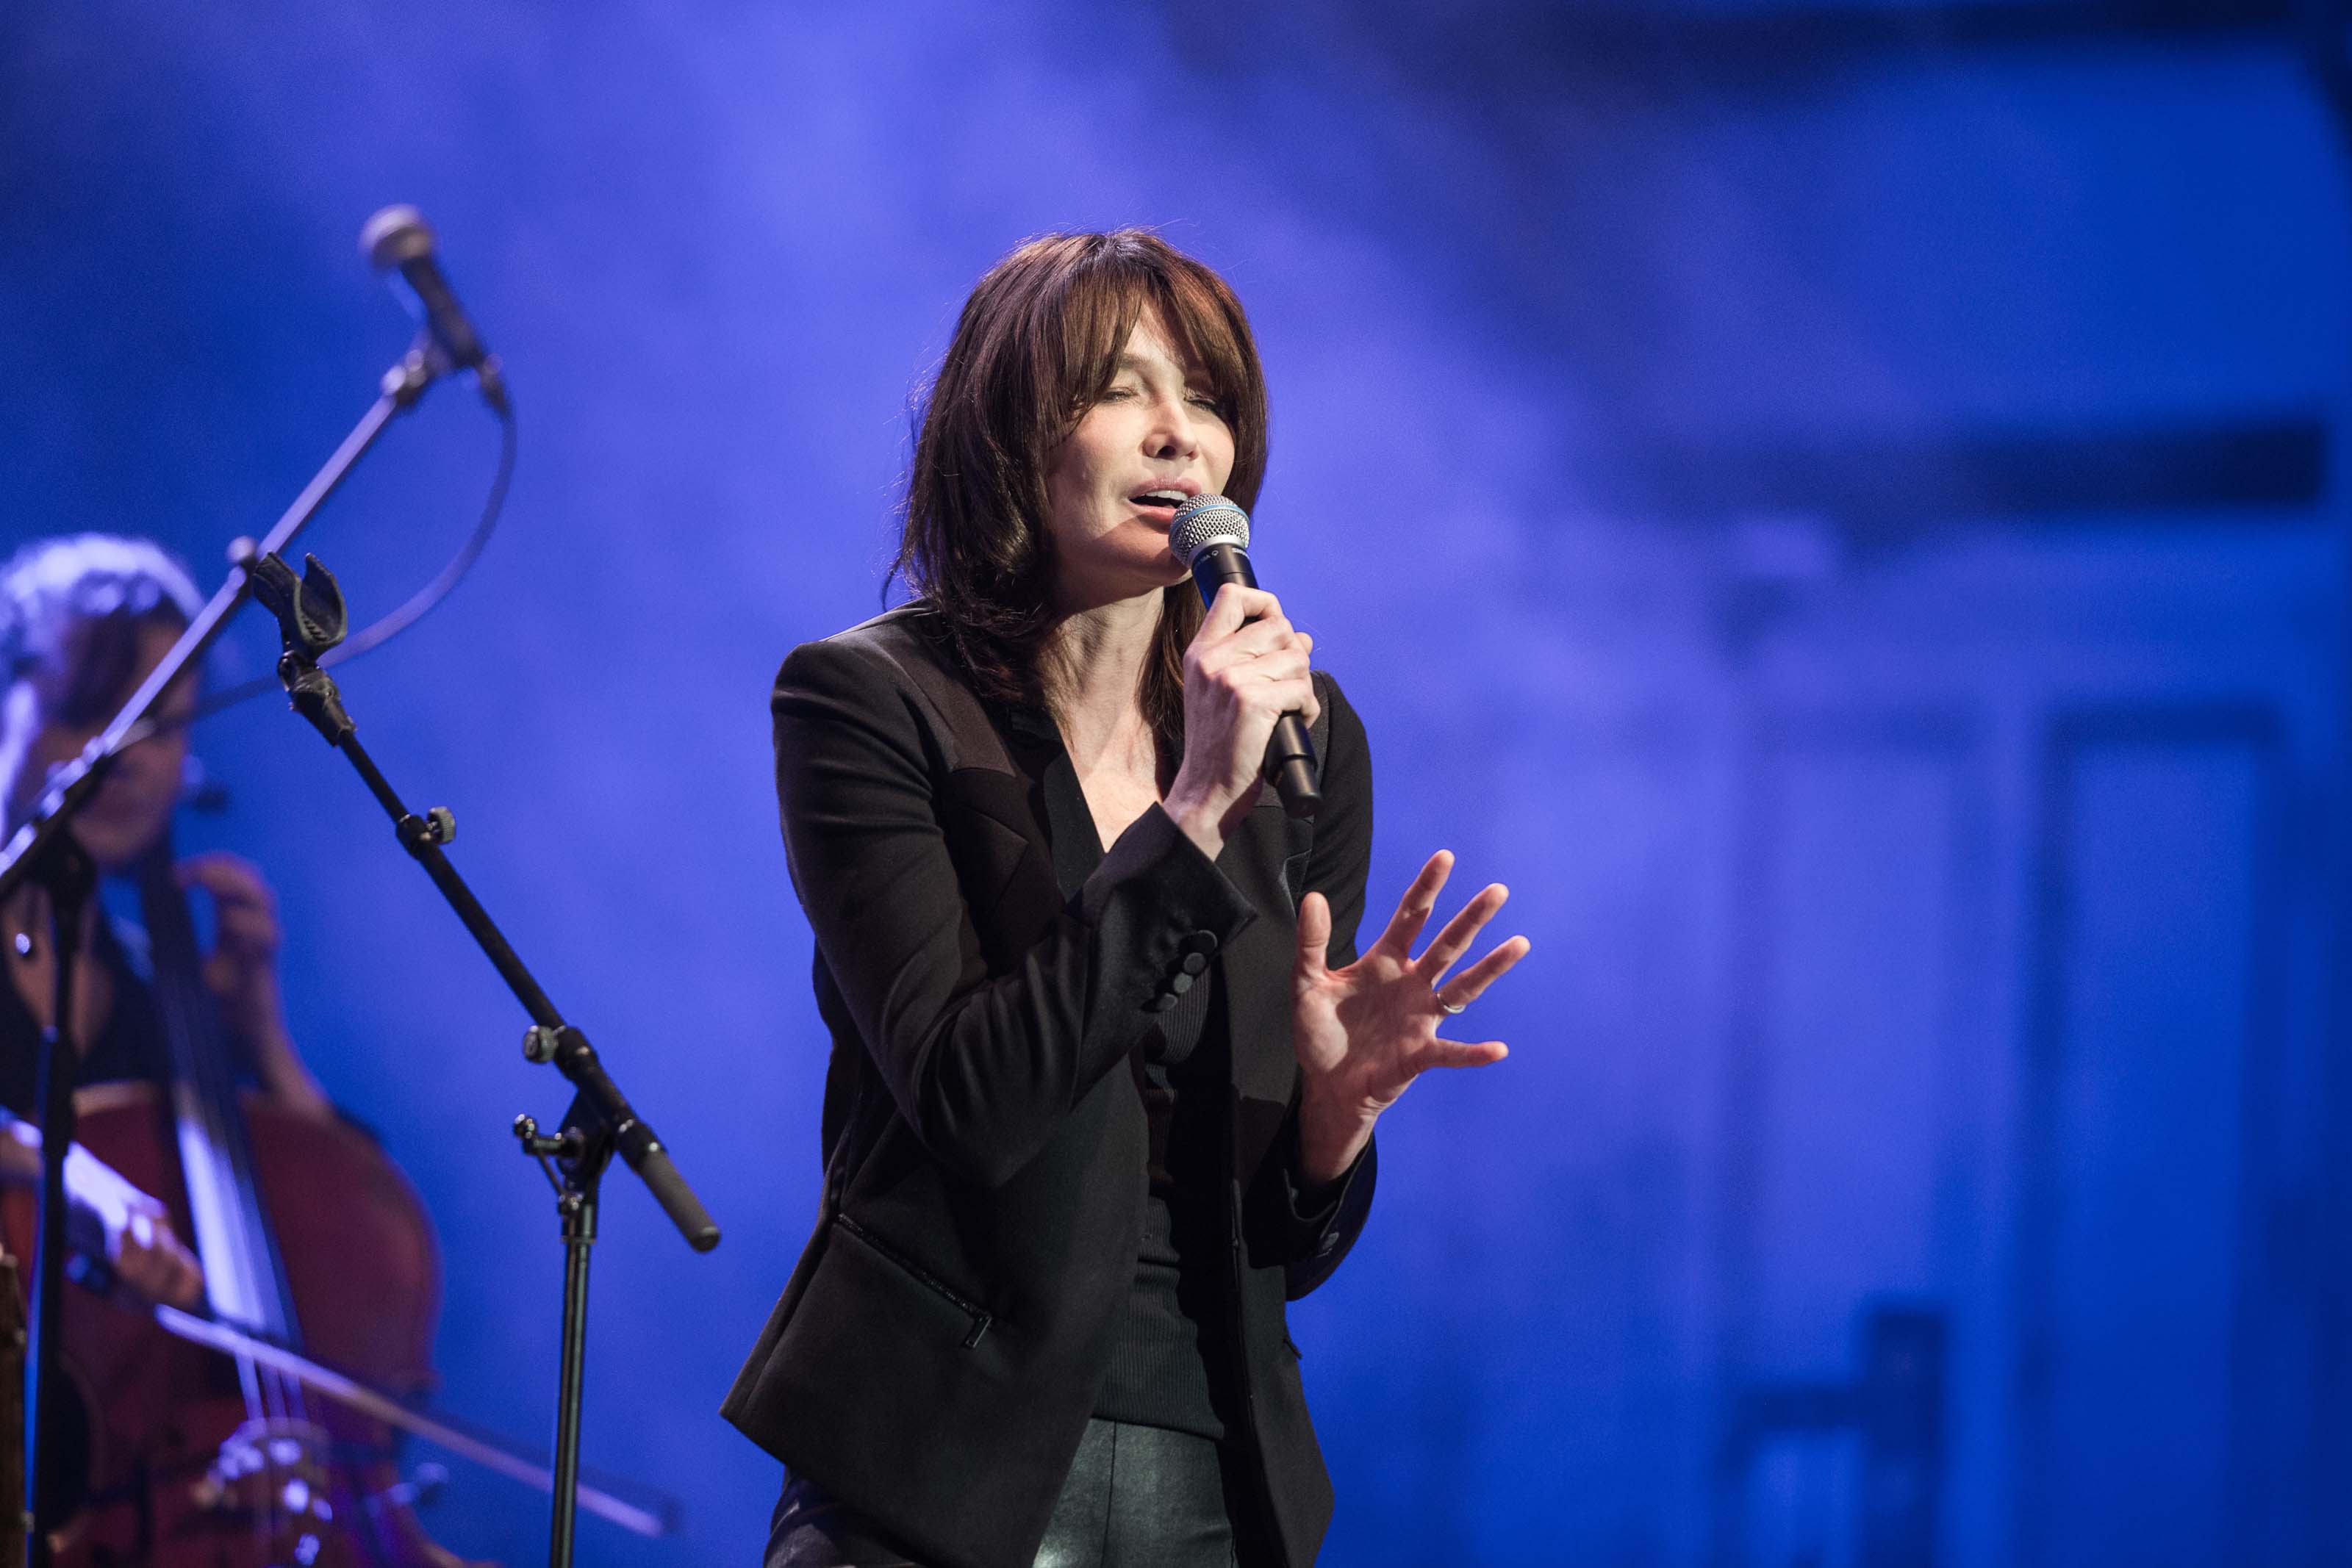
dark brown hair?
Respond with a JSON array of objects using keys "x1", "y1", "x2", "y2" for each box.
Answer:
[{"x1": 892, "y1": 230, "x2": 1269, "y2": 741}]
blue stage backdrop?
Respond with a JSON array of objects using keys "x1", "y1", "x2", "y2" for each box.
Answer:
[{"x1": 4, "y1": 4, "x2": 2348, "y2": 1564}]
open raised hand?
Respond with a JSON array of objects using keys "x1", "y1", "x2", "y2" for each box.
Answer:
[{"x1": 1291, "y1": 849, "x2": 1530, "y2": 1184}]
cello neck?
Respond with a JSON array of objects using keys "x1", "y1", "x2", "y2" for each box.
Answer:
[{"x1": 135, "y1": 838, "x2": 300, "y2": 1344}]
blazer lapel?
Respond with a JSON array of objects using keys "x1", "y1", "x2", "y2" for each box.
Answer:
[{"x1": 967, "y1": 695, "x2": 1313, "y2": 1189}]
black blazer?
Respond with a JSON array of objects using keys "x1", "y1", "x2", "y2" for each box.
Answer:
[{"x1": 722, "y1": 605, "x2": 1378, "y2": 1568}]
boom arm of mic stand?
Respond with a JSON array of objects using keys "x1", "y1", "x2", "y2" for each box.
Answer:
[{"x1": 249, "y1": 553, "x2": 720, "y2": 1253}]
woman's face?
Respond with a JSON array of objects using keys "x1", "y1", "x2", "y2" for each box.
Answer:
[
  {"x1": 1041, "y1": 305, "x2": 1236, "y2": 611},
  {"x1": 1, "y1": 620, "x2": 193, "y2": 872}
]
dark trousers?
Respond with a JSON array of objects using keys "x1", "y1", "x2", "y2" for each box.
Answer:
[{"x1": 766, "y1": 1419, "x2": 1266, "y2": 1568}]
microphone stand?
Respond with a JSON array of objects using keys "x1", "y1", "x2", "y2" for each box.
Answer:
[
  {"x1": 0, "y1": 342, "x2": 440, "y2": 1568},
  {"x1": 239, "y1": 548, "x2": 720, "y2": 1568}
]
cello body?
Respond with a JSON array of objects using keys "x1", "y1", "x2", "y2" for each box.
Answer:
[{"x1": 0, "y1": 1082, "x2": 473, "y2": 1567}]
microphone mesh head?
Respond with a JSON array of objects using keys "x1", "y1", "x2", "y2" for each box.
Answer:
[
  {"x1": 361, "y1": 204, "x2": 435, "y2": 272},
  {"x1": 1169, "y1": 494, "x2": 1250, "y2": 564}
]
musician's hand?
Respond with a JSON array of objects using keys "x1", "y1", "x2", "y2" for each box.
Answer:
[
  {"x1": 180, "y1": 853, "x2": 283, "y2": 1040},
  {"x1": 1290, "y1": 850, "x2": 1530, "y2": 1187},
  {"x1": 64, "y1": 1143, "x2": 207, "y2": 1308},
  {"x1": 180, "y1": 855, "x2": 332, "y2": 1121},
  {"x1": 1, "y1": 1118, "x2": 205, "y2": 1308}
]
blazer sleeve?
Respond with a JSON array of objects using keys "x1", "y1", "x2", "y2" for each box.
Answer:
[
  {"x1": 773, "y1": 636, "x2": 1260, "y2": 1189},
  {"x1": 1280, "y1": 672, "x2": 1380, "y2": 1299},
  {"x1": 1302, "y1": 672, "x2": 1373, "y2": 970}
]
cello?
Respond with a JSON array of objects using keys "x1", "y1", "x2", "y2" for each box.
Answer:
[{"x1": 0, "y1": 837, "x2": 481, "y2": 1567}]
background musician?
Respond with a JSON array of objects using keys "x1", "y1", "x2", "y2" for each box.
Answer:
[{"x1": 0, "y1": 532, "x2": 335, "y2": 1308}]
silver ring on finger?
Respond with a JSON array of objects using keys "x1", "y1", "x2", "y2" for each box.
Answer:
[{"x1": 1433, "y1": 986, "x2": 1466, "y2": 1016}]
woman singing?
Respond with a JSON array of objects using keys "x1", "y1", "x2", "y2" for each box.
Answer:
[{"x1": 724, "y1": 231, "x2": 1529, "y2": 1568}]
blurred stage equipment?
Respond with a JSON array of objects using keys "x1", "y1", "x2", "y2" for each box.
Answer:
[
  {"x1": 1713, "y1": 1303, "x2": 1945, "y2": 1568},
  {"x1": 0, "y1": 205, "x2": 708, "y2": 1568},
  {"x1": 0, "y1": 1248, "x2": 20, "y2": 1566},
  {"x1": 1169, "y1": 493, "x2": 1320, "y2": 818}
]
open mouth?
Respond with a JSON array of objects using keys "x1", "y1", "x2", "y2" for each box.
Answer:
[{"x1": 1130, "y1": 488, "x2": 1188, "y2": 519}]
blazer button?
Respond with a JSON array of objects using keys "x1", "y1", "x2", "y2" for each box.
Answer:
[
  {"x1": 1180, "y1": 930, "x2": 1218, "y2": 958},
  {"x1": 1180, "y1": 952, "x2": 1210, "y2": 977},
  {"x1": 1168, "y1": 971, "x2": 1194, "y2": 997},
  {"x1": 1147, "y1": 992, "x2": 1179, "y2": 1013}
]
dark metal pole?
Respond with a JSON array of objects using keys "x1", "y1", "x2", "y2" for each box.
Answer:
[
  {"x1": 513, "y1": 1107, "x2": 617, "y2": 1568},
  {"x1": 20, "y1": 833, "x2": 90, "y2": 1568},
  {"x1": 550, "y1": 1173, "x2": 600, "y2": 1568}
]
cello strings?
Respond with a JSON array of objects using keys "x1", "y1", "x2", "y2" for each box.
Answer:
[
  {"x1": 140, "y1": 843, "x2": 317, "y2": 1542},
  {"x1": 132, "y1": 841, "x2": 420, "y2": 1564}
]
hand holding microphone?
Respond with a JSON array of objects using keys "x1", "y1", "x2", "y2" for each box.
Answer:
[{"x1": 1162, "y1": 494, "x2": 1322, "y2": 856}]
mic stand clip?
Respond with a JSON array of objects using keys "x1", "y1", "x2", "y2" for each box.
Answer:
[{"x1": 514, "y1": 1099, "x2": 611, "y2": 1564}]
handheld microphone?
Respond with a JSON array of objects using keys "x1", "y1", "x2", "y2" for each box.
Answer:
[
  {"x1": 360, "y1": 205, "x2": 509, "y2": 412},
  {"x1": 1170, "y1": 494, "x2": 1320, "y2": 820}
]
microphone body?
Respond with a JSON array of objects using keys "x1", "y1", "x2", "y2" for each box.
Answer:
[
  {"x1": 1171, "y1": 496, "x2": 1320, "y2": 819},
  {"x1": 360, "y1": 205, "x2": 509, "y2": 411}
]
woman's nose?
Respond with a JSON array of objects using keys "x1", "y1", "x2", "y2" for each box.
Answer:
[{"x1": 1144, "y1": 394, "x2": 1200, "y2": 460}]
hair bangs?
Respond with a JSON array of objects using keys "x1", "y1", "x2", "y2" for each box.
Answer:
[
  {"x1": 1034, "y1": 242, "x2": 1264, "y2": 513},
  {"x1": 895, "y1": 230, "x2": 1269, "y2": 733}
]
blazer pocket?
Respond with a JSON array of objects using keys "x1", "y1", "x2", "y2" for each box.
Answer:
[{"x1": 833, "y1": 1213, "x2": 997, "y2": 1348}]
